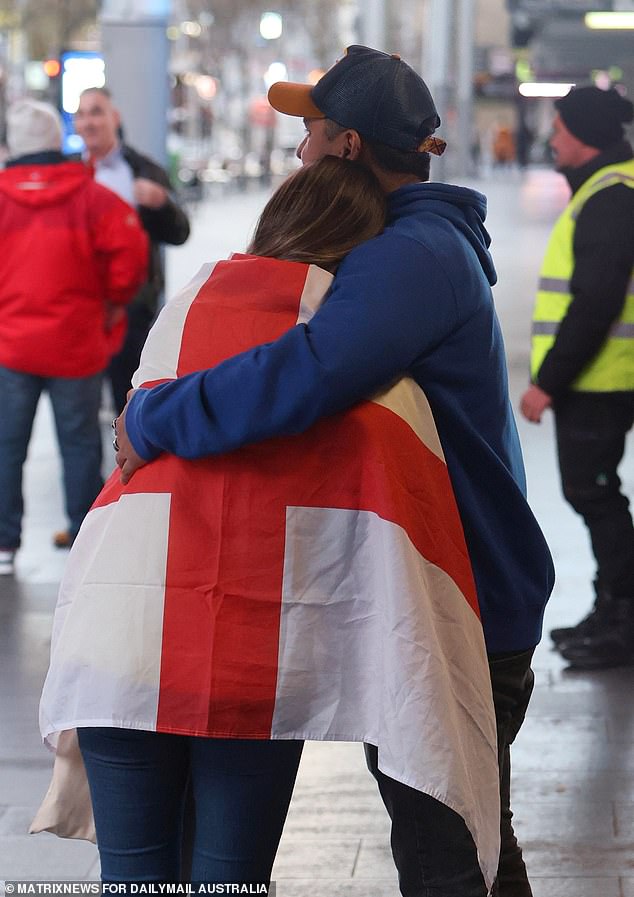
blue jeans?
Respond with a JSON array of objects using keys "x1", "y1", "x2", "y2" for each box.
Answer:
[
  {"x1": 0, "y1": 366, "x2": 103, "y2": 548},
  {"x1": 77, "y1": 728, "x2": 304, "y2": 883},
  {"x1": 80, "y1": 726, "x2": 489, "y2": 893}
]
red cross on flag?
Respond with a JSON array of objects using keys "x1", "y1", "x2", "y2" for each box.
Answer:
[{"x1": 40, "y1": 255, "x2": 499, "y2": 888}]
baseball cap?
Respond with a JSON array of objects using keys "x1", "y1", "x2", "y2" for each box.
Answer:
[{"x1": 268, "y1": 45, "x2": 446, "y2": 155}]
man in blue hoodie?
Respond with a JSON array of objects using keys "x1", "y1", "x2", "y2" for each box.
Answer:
[{"x1": 116, "y1": 47, "x2": 554, "y2": 897}]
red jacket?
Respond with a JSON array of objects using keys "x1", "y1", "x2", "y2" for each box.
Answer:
[{"x1": 0, "y1": 160, "x2": 148, "y2": 377}]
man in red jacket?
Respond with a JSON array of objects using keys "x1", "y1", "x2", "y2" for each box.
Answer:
[{"x1": 0, "y1": 99, "x2": 148, "y2": 576}]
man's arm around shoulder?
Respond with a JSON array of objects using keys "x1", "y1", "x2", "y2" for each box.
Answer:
[{"x1": 120, "y1": 231, "x2": 458, "y2": 466}]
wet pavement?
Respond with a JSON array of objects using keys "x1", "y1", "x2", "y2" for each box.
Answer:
[{"x1": 1, "y1": 168, "x2": 633, "y2": 895}]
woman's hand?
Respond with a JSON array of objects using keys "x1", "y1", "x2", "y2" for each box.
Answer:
[{"x1": 114, "y1": 390, "x2": 148, "y2": 484}]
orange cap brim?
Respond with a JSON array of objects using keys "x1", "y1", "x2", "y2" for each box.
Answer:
[{"x1": 267, "y1": 82, "x2": 324, "y2": 119}]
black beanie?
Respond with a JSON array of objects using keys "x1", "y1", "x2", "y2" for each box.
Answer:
[{"x1": 555, "y1": 86, "x2": 633, "y2": 149}]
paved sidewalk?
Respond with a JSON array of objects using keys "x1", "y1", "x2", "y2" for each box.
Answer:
[{"x1": 1, "y1": 169, "x2": 633, "y2": 896}]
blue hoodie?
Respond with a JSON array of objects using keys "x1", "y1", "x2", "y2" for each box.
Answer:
[{"x1": 126, "y1": 181, "x2": 554, "y2": 653}]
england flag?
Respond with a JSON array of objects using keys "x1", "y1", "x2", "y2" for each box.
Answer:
[{"x1": 39, "y1": 255, "x2": 500, "y2": 888}]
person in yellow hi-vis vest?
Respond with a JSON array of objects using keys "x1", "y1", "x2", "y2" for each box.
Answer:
[{"x1": 520, "y1": 85, "x2": 634, "y2": 670}]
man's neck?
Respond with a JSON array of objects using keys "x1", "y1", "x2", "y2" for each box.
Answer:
[
  {"x1": 562, "y1": 139, "x2": 633, "y2": 195},
  {"x1": 364, "y1": 162, "x2": 419, "y2": 194},
  {"x1": 88, "y1": 139, "x2": 119, "y2": 163}
]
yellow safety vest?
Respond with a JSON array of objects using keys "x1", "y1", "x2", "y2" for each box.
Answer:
[{"x1": 531, "y1": 159, "x2": 634, "y2": 391}]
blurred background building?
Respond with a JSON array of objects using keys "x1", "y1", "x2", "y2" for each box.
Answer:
[{"x1": 0, "y1": 0, "x2": 633, "y2": 193}]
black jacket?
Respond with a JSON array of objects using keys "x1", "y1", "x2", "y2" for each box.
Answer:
[
  {"x1": 121, "y1": 144, "x2": 190, "y2": 313},
  {"x1": 536, "y1": 139, "x2": 634, "y2": 396}
]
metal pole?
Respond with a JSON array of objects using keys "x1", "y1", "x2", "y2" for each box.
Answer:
[
  {"x1": 422, "y1": 0, "x2": 453, "y2": 181},
  {"x1": 360, "y1": 0, "x2": 387, "y2": 51},
  {"x1": 99, "y1": 0, "x2": 171, "y2": 165},
  {"x1": 456, "y1": 0, "x2": 476, "y2": 180}
]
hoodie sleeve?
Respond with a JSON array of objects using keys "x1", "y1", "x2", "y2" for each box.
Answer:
[
  {"x1": 90, "y1": 184, "x2": 150, "y2": 305},
  {"x1": 125, "y1": 231, "x2": 458, "y2": 461}
]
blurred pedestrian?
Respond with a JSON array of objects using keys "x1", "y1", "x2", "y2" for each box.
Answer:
[
  {"x1": 515, "y1": 117, "x2": 533, "y2": 170},
  {"x1": 40, "y1": 156, "x2": 501, "y2": 890},
  {"x1": 74, "y1": 87, "x2": 190, "y2": 421},
  {"x1": 115, "y1": 45, "x2": 554, "y2": 897},
  {"x1": 0, "y1": 99, "x2": 148, "y2": 575},
  {"x1": 492, "y1": 124, "x2": 516, "y2": 167},
  {"x1": 520, "y1": 86, "x2": 634, "y2": 669}
]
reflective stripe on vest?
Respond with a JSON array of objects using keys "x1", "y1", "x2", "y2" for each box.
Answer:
[
  {"x1": 531, "y1": 160, "x2": 634, "y2": 392},
  {"x1": 538, "y1": 275, "x2": 634, "y2": 295},
  {"x1": 532, "y1": 319, "x2": 634, "y2": 338}
]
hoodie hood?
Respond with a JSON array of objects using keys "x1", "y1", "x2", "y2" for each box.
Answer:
[
  {"x1": 387, "y1": 181, "x2": 497, "y2": 286},
  {"x1": 0, "y1": 161, "x2": 92, "y2": 208}
]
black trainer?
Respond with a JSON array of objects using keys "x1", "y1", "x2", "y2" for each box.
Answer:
[
  {"x1": 550, "y1": 586, "x2": 614, "y2": 646},
  {"x1": 558, "y1": 597, "x2": 634, "y2": 670}
]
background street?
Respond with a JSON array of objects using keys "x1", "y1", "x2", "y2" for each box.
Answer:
[{"x1": 1, "y1": 167, "x2": 633, "y2": 896}]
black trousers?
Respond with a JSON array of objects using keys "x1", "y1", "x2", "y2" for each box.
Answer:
[
  {"x1": 364, "y1": 743, "x2": 488, "y2": 897},
  {"x1": 554, "y1": 391, "x2": 634, "y2": 597},
  {"x1": 488, "y1": 649, "x2": 535, "y2": 897},
  {"x1": 366, "y1": 648, "x2": 535, "y2": 897},
  {"x1": 107, "y1": 303, "x2": 156, "y2": 416}
]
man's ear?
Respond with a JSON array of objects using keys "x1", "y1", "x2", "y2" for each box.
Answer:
[{"x1": 341, "y1": 130, "x2": 363, "y2": 160}]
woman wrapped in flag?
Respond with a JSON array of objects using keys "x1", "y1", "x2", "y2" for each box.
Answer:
[{"x1": 35, "y1": 156, "x2": 500, "y2": 891}]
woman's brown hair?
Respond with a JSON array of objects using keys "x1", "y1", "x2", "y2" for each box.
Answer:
[{"x1": 247, "y1": 156, "x2": 386, "y2": 272}]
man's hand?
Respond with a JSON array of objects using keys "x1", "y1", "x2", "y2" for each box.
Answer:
[
  {"x1": 134, "y1": 178, "x2": 168, "y2": 209},
  {"x1": 115, "y1": 391, "x2": 148, "y2": 484},
  {"x1": 519, "y1": 384, "x2": 552, "y2": 423}
]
